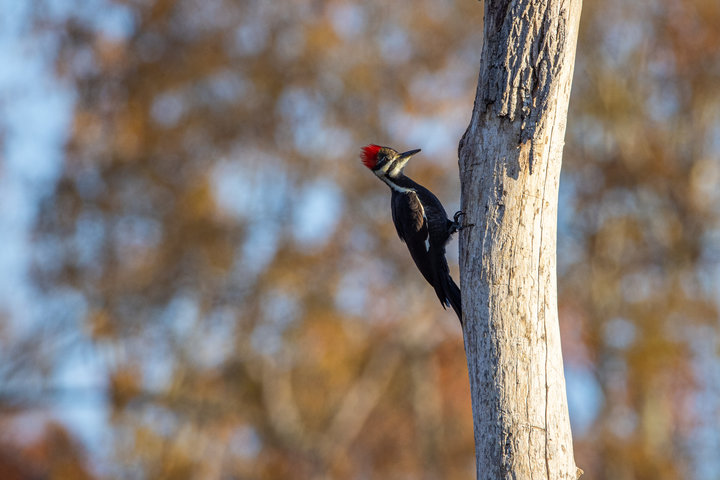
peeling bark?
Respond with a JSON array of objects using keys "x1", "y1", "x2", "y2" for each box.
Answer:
[{"x1": 459, "y1": 0, "x2": 583, "y2": 478}]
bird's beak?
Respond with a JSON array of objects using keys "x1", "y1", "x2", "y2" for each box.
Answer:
[
  {"x1": 393, "y1": 148, "x2": 421, "y2": 172},
  {"x1": 398, "y1": 149, "x2": 421, "y2": 161}
]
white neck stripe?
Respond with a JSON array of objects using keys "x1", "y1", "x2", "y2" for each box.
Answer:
[{"x1": 380, "y1": 176, "x2": 414, "y2": 193}]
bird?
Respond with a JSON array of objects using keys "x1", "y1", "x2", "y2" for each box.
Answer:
[{"x1": 361, "y1": 144, "x2": 466, "y2": 324}]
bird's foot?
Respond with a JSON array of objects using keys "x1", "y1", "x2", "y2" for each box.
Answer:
[{"x1": 450, "y1": 211, "x2": 474, "y2": 234}]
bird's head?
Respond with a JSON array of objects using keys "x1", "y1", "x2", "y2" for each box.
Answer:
[{"x1": 361, "y1": 144, "x2": 421, "y2": 179}]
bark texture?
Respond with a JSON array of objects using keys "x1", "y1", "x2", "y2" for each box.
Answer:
[{"x1": 458, "y1": 0, "x2": 582, "y2": 478}]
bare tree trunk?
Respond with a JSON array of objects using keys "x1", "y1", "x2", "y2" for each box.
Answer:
[{"x1": 458, "y1": 0, "x2": 583, "y2": 478}]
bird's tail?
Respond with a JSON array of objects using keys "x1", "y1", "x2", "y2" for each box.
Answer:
[
  {"x1": 442, "y1": 273, "x2": 462, "y2": 325},
  {"x1": 431, "y1": 251, "x2": 463, "y2": 325}
]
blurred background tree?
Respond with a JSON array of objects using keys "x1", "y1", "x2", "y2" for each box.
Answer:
[{"x1": 0, "y1": 0, "x2": 718, "y2": 479}]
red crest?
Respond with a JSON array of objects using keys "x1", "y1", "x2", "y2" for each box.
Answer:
[{"x1": 360, "y1": 144, "x2": 382, "y2": 169}]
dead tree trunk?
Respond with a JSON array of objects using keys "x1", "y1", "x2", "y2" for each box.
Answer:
[{"x1": 458, "y1": 0, "x2": 583, "y2": 478}]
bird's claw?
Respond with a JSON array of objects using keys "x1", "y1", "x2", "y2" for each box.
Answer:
[{"x1": 450, "y1": 211, "x2": 474, "y2": 233}]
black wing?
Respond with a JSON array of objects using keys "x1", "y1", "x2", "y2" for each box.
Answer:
[
  {"x1": 413, "y1": 185, "x2": 453, "y2": 248},
  {"x1": 391, "y1": 191, "x2": 434, "y2": 285},
  {"x1": 391, "y1": 190, "x2": 462, "y2": 323}
]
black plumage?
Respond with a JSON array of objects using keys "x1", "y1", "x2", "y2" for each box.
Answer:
[{"x1": 390, "y1": 176, "x2": 462, "y2": 321}]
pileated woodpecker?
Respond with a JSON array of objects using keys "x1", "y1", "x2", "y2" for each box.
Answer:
[{"x1": 361, "y1": 144, "x2": 465, "y2": 323}]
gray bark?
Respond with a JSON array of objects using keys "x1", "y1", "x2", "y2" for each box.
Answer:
[{"x1": 458, "y1": 0, "x2": 583, "y2": 478}]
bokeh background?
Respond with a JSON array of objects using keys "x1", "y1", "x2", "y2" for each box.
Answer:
[{"x1": 1, "y1": 0, "x2": 719, "y2": 479}]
